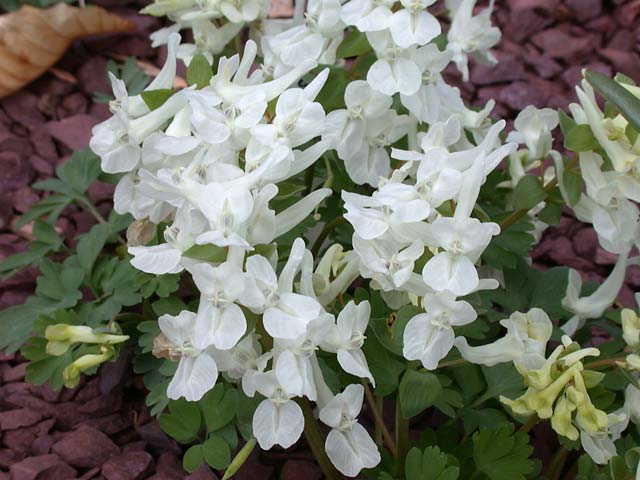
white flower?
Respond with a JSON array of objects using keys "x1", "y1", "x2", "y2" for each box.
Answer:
[
  {"x1": 421, "y1": 215, "x2": 499, "y2": 296},
  {"x1": 343, "y1": 190, "x2": 430, "y2": 243},
  {"x1": 353, "y1": 235, "x2": 424, "y2": 291},
  {"x1": 342, "y1": 110, "x2": 413, "y2": 186},
  {"x1": 159, "y1": 310, "x2": 219, "y2": 401},
  {"x1": 323, "y1": 80, "x2": 392, "y2": 161},
  {"x1": 212, "y1": 40, "x2": 317, "y2": 104},
  {"x1": 506, "y1": 106, "x2": 559, "y2": 160},
  {"x1": 366, "y1": 31, "x2": 423, "y2": 96},
  {"x1": 322, "y1": 300, "x2": 375, "y2": 384},
  {"x1": 262, "y1": 0, "x2": 344, "y2": 76},
  {"x1": 189, "y1": 262, "x2": 247, "y2": 350},
  {"x1": 241, "y1": 239, "x2": 324, "y2": 339},
  {"x1": 270, "y1": 69, "x2": 329, "y2": 148},
  {"x1": 572, "y1": 152, "x2": 640, "y2": 254},
  {"x1": 340, "y1": 0, "x2": 394, "y2": 32},
  {"x1": 90, "y1": 90, "x2": 188, "y2": 174},
  {"x1": 389, "y1": 0, "x2": 440, "y2": 48},
  {"x1": 574, "y1": 80, "x2": 638, "y2": 174},
  {"x1": 580, "y1": 410, "x2": 629, "y2": 465},
  {"x1": 420, "y1": 153, "x2": 501, "y2": 296},
  {"x1": 454, "y1": 308, "x2": 553, "y2": 368},
  {"x1": 128, "y1": 208, "x2": 205, "y2": 274},
  {"x1": 403, "y1": 292, "x2": 477, "y2": 369},
  {"x1": 196, "y1": 183, "x2": 254, "y2": 249},
  {"x1": 624, "y1": 384, "x2": 640, "y2": 425},
  {"x1": 319, "y1": 384, "x2": 381, "y2": 476},
  {"x1": 622, "y1": 294, "x2": 640, "y2": 347},
  {"x1": 213, "y1": 333, "x2": 262, "y2": 382},
  {"x1": 251, "y1": 371, "x2": 305, "y2": 449},
  {"x1": 561, "y1": 250, "x2": 630, "y2": 335},
  {"x1": 446, "y1": 0, "x2": 501, "y2": 81},
  {"x1": 273, "y1": 314, "x2": 333, "y2": 400}
]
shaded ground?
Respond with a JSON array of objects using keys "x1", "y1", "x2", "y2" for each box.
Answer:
[{"x1": 0, "y1": 0, "x2": 639, "y2": 478}]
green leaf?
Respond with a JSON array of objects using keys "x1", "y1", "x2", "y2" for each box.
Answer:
[
  {"x1": 141, "y1": 89, "x2": 174, "y2": 110},
  {"x1": 564, "y1": 168, "x2": 583, "y2": 206},
  {"x1": 201, "y1": 385, "x2": 238, "y2": 432},
  {"x1": 558, "y1": 109, "x2": 576, "y2": 137},
  {"x1": 17, "y1": 193, "x2": 71, "y2": 228},
  {"x1": 56, "y1": 148, "x2": 102, "y2": 195},
  {"x1": 474, "y1": 363, "x2": 525, "y2": 406},
  {"x1": 472, "y1": 424, "x2": 534, "y2": 480},
  {"x1": 203, "y1": 435, "x2": 231, "y2": 470},
  {"x1": 363, "y1": 334, "x2": 405, "y2": 396},
  {"x1": 337, "y1": 29, "x2": 372, "y2": 58},
  {"x1": 313, "y1": 66, "x2": 350, "y2": 112},
  {"x1": 460, "y1": 408, "x2": 508, "y2": 435},
  {"x1": 512, "y1": 175, "x2": 547, "y2": 210},
  {"x1": 183, "y1": 444, "x2": 204, "y2": 473},
  {"x1": 32, "y1": 220, "x2": 62, "y2": 246},
  {"x1": 536, "y1": 201, "x2": 562, "y2": 225},
  {"x1": 585, "y1": 69, "x2": 640, "y2": 132},
  {"x1": 405, "y1": 446, "x2": 459, "y2": 480},
  {"x1": 159, "y1": 398, "x2": 203, "y2": 443},
  {"x1": 187, "y1": 54, "x2": 213, "y2": 89},
  {"x1": 76, "y1": 223, "x2": 110, "y2": 275},
  {"x1": 0, "y1": 304, "x2": 41, "y2": 353},
  {"x1": 399, "y1": 370, "x2": 442, "y2": 419},
  {"x1": 564, "y1": 124, "x2": 598, "y2": 152}
]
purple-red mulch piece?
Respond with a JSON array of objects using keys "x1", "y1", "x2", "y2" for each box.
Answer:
[{"x1": 1, "y1": 0, "x2": 640, "y2": 478}]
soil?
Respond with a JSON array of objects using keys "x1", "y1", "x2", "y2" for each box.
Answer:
[{"x1": 0, "y1": 0, "x2": 639, "y2": 478}]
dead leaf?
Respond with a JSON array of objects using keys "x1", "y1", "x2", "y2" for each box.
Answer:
[{"x1": 0, "y1": 4, "x2": 135, "y2": 98}]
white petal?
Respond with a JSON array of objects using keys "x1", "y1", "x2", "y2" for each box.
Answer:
[
  {"x1": 422, "y1": 252, "x2": 479, "y2": 297},
  {"x1": 253, "y1": 399, "x2": 304, "y2": 449},
  {"x1": 129, "y1": 244, "x2": 183, "y2": 275},
  {"x1": 325, "y1": 424, "x2": 381, "y2": 477},
  {"x1": 337, "y1": 349, "x2": 375, "y2": 385},
  {"x1": 212, "y1": 304, "x2": 247, "y2": 350},
  {"x1": 167, "y1": 354, "x2": 218, "y2": 402}
]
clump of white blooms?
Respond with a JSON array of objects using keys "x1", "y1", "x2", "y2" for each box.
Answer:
[{"x1": 87, "y1": 0, "x2": 640, "y2": 475}]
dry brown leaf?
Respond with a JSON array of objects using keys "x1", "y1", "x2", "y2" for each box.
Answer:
[{"x1": 0, "y1": 3, "x2": 135, "y2": 98}]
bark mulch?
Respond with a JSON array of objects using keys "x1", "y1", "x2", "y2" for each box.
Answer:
[{"x1": 0, "y1": 0, "x2": 639, "y2": 478}]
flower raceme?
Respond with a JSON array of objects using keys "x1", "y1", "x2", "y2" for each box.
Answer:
[{"x1": 84, "y1": 0, "x2": 640, "y2": 476}]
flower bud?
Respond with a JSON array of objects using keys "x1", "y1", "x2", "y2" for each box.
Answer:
[
  {"x1": 62, "y1": 346, "x2": 115, "y2": 388},
  {"x1": 45, "y1": 324, "x2": 129, "y2": 356}
]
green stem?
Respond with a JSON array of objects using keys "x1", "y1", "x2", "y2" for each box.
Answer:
[
  {"x1": 518, "y1": 414, "x2": 539, "y2": 433},
  {"x1": 297, "y1": 398, "x2": 343, "y2": 480},
  {"x1": 361, "y1": 380, "x2": 397, "y2": 458},
  {"x1": 76, "y1": 196, "x2": 126, "y2": 245},
  {"x1": 394, "y1": 399, "x2": 410, "y2": 476},
  {"x1": 543, "y1": 446, "x2": 569, "y2": 480},
  {"x1": 375, "y1": 395, "x2": 383, "y2": 448},
  {"x1": 584, "y1": 356, "x2": 627, "y2": 370}
]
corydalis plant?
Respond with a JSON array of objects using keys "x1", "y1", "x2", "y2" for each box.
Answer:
[{"x1": 2, "y1": 0, "x2": 640, "y2": 479}]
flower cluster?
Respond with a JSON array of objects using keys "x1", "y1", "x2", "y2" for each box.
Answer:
[{"x1": 85, "y1": 0, "x2": 640, "y2": 476}]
